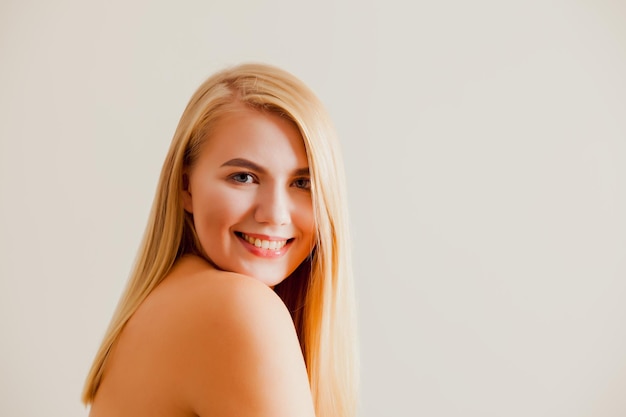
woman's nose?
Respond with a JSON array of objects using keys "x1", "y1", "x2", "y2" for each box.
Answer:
[{"x1": 254, "y1": 185, "x2": 291, "y2": 226}]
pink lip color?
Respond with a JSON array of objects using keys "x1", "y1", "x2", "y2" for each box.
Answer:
[
  {"x1": 240, "y1": 232, "x2": 289, "y2": 241},
  {"x1": 237, "y1": 233, "x2": 292, "y2": 258}
]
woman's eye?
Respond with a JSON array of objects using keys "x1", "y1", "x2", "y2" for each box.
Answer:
[
  {"x1": 230, "y1": 173, "x2": 255, "y2": 184},
  {"x1": 292, "y1": 178, "x2": 311, "y2": 190}
]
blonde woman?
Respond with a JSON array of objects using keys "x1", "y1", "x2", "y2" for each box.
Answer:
[{"x1": 82, "y1": 63, "x2": 358, "y2": 417}]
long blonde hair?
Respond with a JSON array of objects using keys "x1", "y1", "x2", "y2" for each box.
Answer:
[{"x1": 82, "y1": 63, "x2": 358, "y2": 417}]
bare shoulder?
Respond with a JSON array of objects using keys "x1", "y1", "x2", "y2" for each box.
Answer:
[
  {"x1": 146, "y1": 256, "x2": 295, "y2": 338},
  {"x1": 126, "y1": 256, "x2": 314, "y2": 417}
]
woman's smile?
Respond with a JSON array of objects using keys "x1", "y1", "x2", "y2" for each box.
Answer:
[{"x1": 235, "y1": 232, "x2": 293, "y2": 257}]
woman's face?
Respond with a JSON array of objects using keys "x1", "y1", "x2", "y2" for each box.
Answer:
[{"x1": 182, "y1": 105, "x2": 315, "y2": 287}]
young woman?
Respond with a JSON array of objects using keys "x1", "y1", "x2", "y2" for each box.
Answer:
[{"x1": 82, "y1": 63, "x2": 358, "y2": 417}]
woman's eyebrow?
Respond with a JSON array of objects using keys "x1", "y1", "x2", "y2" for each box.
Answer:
[
  {"x1": 293, "y1": 167, "x2": 310, "y2": 176},
  {"x1": 221, "y1": 158, "x2": 309, "y2": 176},
  {"x1": 221, "y1": 158, "x2": 265, "y2": 173}
]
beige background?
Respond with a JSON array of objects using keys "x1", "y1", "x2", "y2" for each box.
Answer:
[{"x1": 1, "y1": 0, "x2": 625, "y2": 416}]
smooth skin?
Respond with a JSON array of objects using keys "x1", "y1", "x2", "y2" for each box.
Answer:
[
  {"x1": 89, "y1": 107, "x2": 317, "y2": 416},
  {"x1": 182, "y1": 106, "x2": 315, "y2": 287},
  {"x1": 90, "y1": 256, "x2": 315, "y2": 417}
]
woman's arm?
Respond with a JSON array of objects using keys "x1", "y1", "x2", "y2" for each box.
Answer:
[{"x1": 174, "y1": 271, "x2": 316, "y2": 417}]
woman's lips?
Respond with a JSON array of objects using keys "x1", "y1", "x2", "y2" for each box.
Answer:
[
  {"x1": 240, "y1": 232, "x2": 288, "y2": 250},
  {"x1": 236, "y1": 232, "x2": 293, "y2": 258}
]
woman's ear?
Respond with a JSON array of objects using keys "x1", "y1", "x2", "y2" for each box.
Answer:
[{"x1": 181, "y1": 172, "x2": 193, "y2": 213}]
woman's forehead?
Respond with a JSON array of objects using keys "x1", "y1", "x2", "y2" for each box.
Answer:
[{"x1": 197, "y1": 107, "x2": 309, "y2": 172}]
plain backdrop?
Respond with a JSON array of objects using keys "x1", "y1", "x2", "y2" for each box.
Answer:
[{"x1": 1, "y1": 1, "x2": 625, "y2": 416}]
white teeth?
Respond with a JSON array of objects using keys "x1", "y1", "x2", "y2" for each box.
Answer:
[{"x1": 241, "y1": 233, "x2": 287, "y2": 250}]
